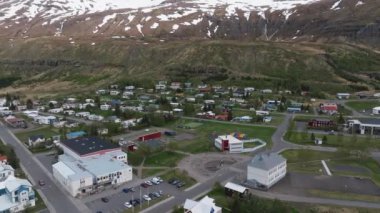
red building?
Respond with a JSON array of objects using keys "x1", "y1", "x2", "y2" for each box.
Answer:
[
  {"x1": 319, "y1": 103, "x2": 338, "y2": 114},
  {"x1": 308, "y1": 119, "x2": 335, "y2": 128},
  {"x1": 0, "y1": 155, "x2": 8, "y2": 165},
  {"x1": 138, "y1": 132, "x2": 161, "y2": 141}
]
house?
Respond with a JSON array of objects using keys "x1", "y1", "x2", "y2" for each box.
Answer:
[
  {"x1": 186, "y1": 97, "x2": 196, "y2": 103},
  {"x1": 124, "y1": 85, "x2": 135, "y2": 91},
  {"x1": 100, "y1": 104, "x2": 111, "y2": 111},
  {"x1": 106, "y1": 116, "x2": 121, "y2": 123},
  {"x1": 247, "y1": 153, "x2": 287, "y2": 189},
  {"x1": 224, "y1": 182, "x2": 248, "y2": 198},
  {"x1": 347, "y1": 118, "x2": 380, "y2": 135},
  {"x1": 263, "y1": 116, "x2": 272, "y2": 123},
  {"x1": 16, "y1": 105, "x2": 27, "y2": 111},
  {"x1": 215, "y1": 135, "x2": 243, "y2": 153},
  {"x1": 336, "y1": 93, "x2": 350, "y2": 99},
  {"x1": 52, "y1": 137, "x2": 132, "y2": 197},
  {"x1": 66, "y1": 97, "x2": 77, "y2": 103},
  {"x1": 255, "y1": 110, "x2": 270, "y2": 116},
  {"x1": 85, "y1": 99, "x2": 94, "y2": 103},
  {"x1": 109, "y1": 90, "x2": 120, "y2": 96},
  {"x1": 287, "y1": 106, "x2": 302, "y2": 113},
  {"x1": 232, "y1": 116, "x2": 252, "y2": 122},
  {"x1": 233, "y1": 88, "x2": 245, "y2": 98},
  {"x1": 155, "y1": 84, "x2": 166, "y2": 90},
  {"x1": 0, "y1": 164, "x2": 36, "y2": 212},
  {"x1": 66, "y1": 131, "x2": 86, "y2": 139},
  {"x1": 319, "y1": 103, "x2": 338, "y2": 114},
  {"x1": 97, "y1": 128, "x2": 109, "y2": 135},
  {"x1": 184, "y1": 196, "x2": 222, "y2": 213},
  {"x1": 122, "y1": 118, "x2": 141, "y2": 128},
  {"x1": 75, "y1": 111, "x2": 90, "y2": 118},
  {"x1": 64, "y1": 110, "x2": 75, "y2": 116},
  {"x1": 169, "y1": 82, "x2": 182, "y2": 90},
  {"x1": 244, "y1": 87, "x2": 255, "y2": 92},
  {"x1": 372, "y1": 107, "x2": 380, "y2": 115},
  {"x1": 315, "y1": 138, "x2": 323, "y2": 145},
  {"x1": 28, "y1": 135, "x2": 46, "y2": 147},
  {"x1": 308, "y1": 119, "x2": 335, "y2": 128},
  {"x1": 261, "y1": 89, "x2": 272, "y2": 94},
  {"x1": 0, "y1": 155, "x2": 8, "y2": 165},
  {"x1": 4, "y1": 117, "x2": 27, "y2": 128},
  {"x1": 34, "y1": 115, "x2": 57, "y2": 125},
  {"x1": 63, "y1": 103, "x2": 78, "y2": 109},
  {"x1": 96, "y1": 89, "x2": 107, "y2": 95},
  {"x1": 48, "y1": 108, "x2": 64, "y2": 114}
]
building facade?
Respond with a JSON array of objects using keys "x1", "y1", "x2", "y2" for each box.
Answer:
[
  {"x1": 247, "y1": 153, "x2": 287, "y2": 189},
  {"x1": 0, "y1": 165, "x2": 35, "y2": 213},
  {"x1": 52, "y1": 137, "x2": 133, "y2": 197},
  {"x1": 214, "y1": 135, "x2": 243, "y2": 153}
]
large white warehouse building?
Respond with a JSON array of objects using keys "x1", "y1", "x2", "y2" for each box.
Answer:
[{"x1": 52, "y1": 137, "x2": 132, "y2": 197}]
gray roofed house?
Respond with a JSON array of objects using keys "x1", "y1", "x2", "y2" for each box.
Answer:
[
  {"x1": 247, "y1": 153, "x2": 287, "y2": 189},
  {"x1": 249, "y1": 153, "x2": 286, "y2": 171}
]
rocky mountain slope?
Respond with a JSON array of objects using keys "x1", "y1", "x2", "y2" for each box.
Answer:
[{"x1": 0, "y1": 0, "x2": 379, "y2": 45}]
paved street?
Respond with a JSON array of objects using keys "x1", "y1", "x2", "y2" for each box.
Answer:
[{"x1": 0, "y1": 122, "x2": 89, "y2": 213}]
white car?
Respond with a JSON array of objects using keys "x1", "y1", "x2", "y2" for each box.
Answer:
[
  {"x1": 124, "y1": 202, "x2": 132, "y2": 208},
  {"x1": 143, "y1": 195, "x2": 151, "y2": 201}
]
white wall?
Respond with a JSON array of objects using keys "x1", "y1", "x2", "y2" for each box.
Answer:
[{"x1": 247, "y1": 161, "x2": 287, "y2": 188}]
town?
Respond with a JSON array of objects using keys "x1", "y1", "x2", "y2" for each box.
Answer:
[{"x1": 0, "y1": 81, "x2": 380, "y2": 213}]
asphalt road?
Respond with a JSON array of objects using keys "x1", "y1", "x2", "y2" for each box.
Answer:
[{"x1": 0, "y1": 122, "x2": 89, "y2": 213}]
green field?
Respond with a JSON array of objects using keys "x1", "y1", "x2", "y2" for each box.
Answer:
[
  {"x1": 144, "y1": 151, "x2": 185, "y2": 167},
  {"x1": 284, "y1": 131, "x2": 380, "y2": 150},
  {"x1": 171, "y1": 119, "x2": 276, "y2": 153},
  {"x1": 141, "y1": 168, "x2": 168, "y2": 178},
  {"x1": 243, "y1": 141, "x2": 262, "y2": 149},
  {"x1": 281, "y1": 149, "x2": 380, "y2": 185},
  {"x1": 15, "y1": 127, "x2": 60, "y2": 143},
  {"x1": 308, "y1": 189, "x2": 380, "y2": 203},
  {"x1": 127, "y1": 151, "x2": 145, "y2": 167},
  {"x1": 346, "y1": 100, "x2": 380, "y2": 111}
]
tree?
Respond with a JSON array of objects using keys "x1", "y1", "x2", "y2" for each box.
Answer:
[
  {"x1": 337, "y1": 113, "x2": 345, "y2": 124},
  {"x1": 94, "y1": 96, "x2": 101, "y2": 108},
  {"x1": 114, "y1": 104, "x2": 121, "y2": 117},
  {"x1": 227, "y1": 110, "x2": 233, "y2": 121},
  {"x1": 183, "y1": 103, "x2": 195, "y2": 116},
  {"x1": 48, "y1": 102, "x2": 55, "y2": 109},
  {"x1": 310, "y1": 133, "x2": 315, "y2": 141},
  {"x1": 26, "y1": 99, "x2": 34, "y2": 109},
  {"x1": 322, "y1": 135, "x2": 327, "y2": 143}
]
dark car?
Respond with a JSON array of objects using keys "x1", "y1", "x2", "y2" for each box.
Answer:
[
  {"x1": 172, "y1": 179, "x2": 180, "y2": 185},
  {"x1": 129, "y1": 187, "x2": 136, "y2": 192},
  {"x1": 153, "y1": 192, "x2": 161, "y2": 198},
  {"x1": 101, "y1": 197, "x2": 109, "y2": 203},
  {"x1": 140, "y1": 183, "x2": 149, "y2": 188},
  {"x1": 129, "y1": 199, "x2": 137, "y2": 206},
  {"x1": 176, "y1": 182, "x2": 186, "y2": 188},
  {"x1": 134, "y1": 198, "x2": 141, "y2": 205},
  {"x1": 148, "y1": 193, "x2": 156, "y2": 199},
  {"x1": 38, "y1": 180, "x2": 45, "y2": 186},
  {"x1": 122, "y1": 188, "x2": 130, "y2": 193}
]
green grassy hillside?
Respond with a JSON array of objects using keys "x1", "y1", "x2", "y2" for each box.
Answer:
[{"x1": 0, "y1": 38, "x2": 379, "y2": 95}]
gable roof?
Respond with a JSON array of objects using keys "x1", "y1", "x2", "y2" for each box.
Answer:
[
  {"x1": 29, "y1": 135, "x2": 44, "y2": 141},
  {"x1": 249, "y1": 153, "x2": 286, "y2": 171}
]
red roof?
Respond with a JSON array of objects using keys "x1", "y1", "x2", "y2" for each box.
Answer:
[{"x1": 0, "y1": 155, "x2": 8, "y2": 161}]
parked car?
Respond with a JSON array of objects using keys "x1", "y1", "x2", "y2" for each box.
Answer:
[
  {"x1": 148, "y1": 193, "x2": 156, "y2": 199},
  {"x1": 169, "y1": 178, "x2": 180, "y2": 185},
  {"x1": 101, "y1": 197, "x2": 109, "y2": 203},
  {"x1": 176, "y1": 182, "x2": 186, "y2": 188},
  {"x1": 124, "y1": 202, "x2": 132, "y2": 208},
  {"x1": 38, "y1": 180, "x2": 46, "y2": 186},
  {"x1": 143, "y1": 195, "x2": 151, "y2": 201},
  {"x1": 153, "y1": 192, "x2": 161, "y2": 198},
  {"x1": 129, "y1": 199, "x2": 138, "y2": 206},
  {"x1": 151, "y1": 177, "x2": 160, "y2": 185},
  {"x1": 122, "y1": 188, "x2": 130, "y2": 193},
  {"x1": 158, "y1": 190, "x2": 163, "y2": 195},
  {"x1": 140, "y1": 183, "x2": 149, "y2": 188},
  {"x1": 145, "y1": 180, "x2": 153, "y2": 186},
  {"x1": 129, "y1": 187, "x2": 136, "y2": 192}
]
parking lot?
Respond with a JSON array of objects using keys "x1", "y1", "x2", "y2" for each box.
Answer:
[{"x1": 86, "y1": 178, "x2": 188, "y2": 212}]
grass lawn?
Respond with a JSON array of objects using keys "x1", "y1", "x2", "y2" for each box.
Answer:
[
  {"x1": 161, "y1": 169, "x2": 196, "y2": 189},
  {"x1": 15, "y1": 127, "x2": 59, "y2": 144},
  {"x1": 26, "y1": 191, "x2": 47, "y2": 212},
  {"x1": 170, "y1": 119, "x2": 276, "y2": 153},
  {"x1": 281, "y1": 149, "x2": 380, "y2": 186},
  {"x1": 127, "y1": 151, "x2": 145, "y2": 167},
  {"x1": 284, "y1": 131, "x2": 380, "y2": 150},
  {"x1": 243, "y1": 141, "x2": 262, "y2": 149},
  {"x1": 144, "y1": 151, "x2": 185, "y2": 167},
  {"x1": 346, "y1": 100, "x2": 380, "y2": 111},
  {"x1": 141, "y1": 168, "x2": 169, "y2": 178},
  {"x1": 308, "y1": 189, "x2": 380, "y2": 203}
]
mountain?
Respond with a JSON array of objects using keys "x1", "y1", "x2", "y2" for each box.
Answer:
[
  {"x1": 0, "y1": 0, "x2": 379, "y2": 45},
  {"x1": 0, "y1": 0, "x2": 379, "y2": 97}
]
